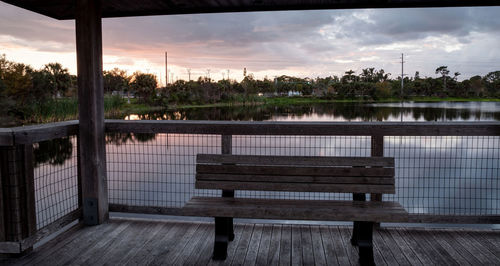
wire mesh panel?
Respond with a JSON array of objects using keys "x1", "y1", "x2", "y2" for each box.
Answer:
[
  {"x1": 106, "y1": 134, "x2": 371, "y2": 209},
  {"x1": 232, "y1": 135, "x2": 371, "y2": 201},
  {"x1": 385, "y1": 136, "x2": 500, "y2": 216},
  {"x1": 33, "y1": 136, "x2": 79, "y2": 229},
  {"x1": 105, "y1": 132, "x2": 500, "y2": 218},
  {"x1": 107, "y1": 133, "x2": 220, "y2": 208}
]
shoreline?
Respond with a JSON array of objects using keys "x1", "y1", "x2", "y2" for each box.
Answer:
[{"x1": 5, "y1": 96, "x2": 500, "y2": 126}]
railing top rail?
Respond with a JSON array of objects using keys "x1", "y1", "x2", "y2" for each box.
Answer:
[
  {"x1": 105, "y1": 119, "x2": 500, "y2": 136},
  {"x1": 0, "y1": 120, "x2": 79, "y2": 145},
  {"x1": 1, "y1": 119, "x2": 500, "y2": 145},
  {"x1": 0, "y1": 127, "x2": 14, "y2": 146}
]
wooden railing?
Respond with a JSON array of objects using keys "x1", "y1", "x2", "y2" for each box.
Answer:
[
  {"x1": 0, "y1": 121, "x2": 80, "y2": 254},
  {"x1": 1, "y1": 120, "x2": 500, "y2": 253}
]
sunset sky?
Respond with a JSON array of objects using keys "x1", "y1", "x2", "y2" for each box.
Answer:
[{"x1": 1, "y1": 2, "x2": 499, "y2": 86}]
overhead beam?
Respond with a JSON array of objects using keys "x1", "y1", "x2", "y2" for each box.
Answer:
[
  {"x1": 1, "y1": 0, "x2": 500, "y2": 20},
  {"x1": 75, "y1": 0, "x2": 108, "y2": 225}
]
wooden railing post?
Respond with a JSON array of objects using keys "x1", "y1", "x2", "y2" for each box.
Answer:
[
  {"x1": 220, "y1": 135, "x2": 235, "y2": 240},
  {"x1": 76, "y1": 0, "x2": 108, "y2": 225},
  {"x1": 371, "y1": 135, "x2": 384, "y2": 228},
  {"x1": 221, "y1": 135, "x2": 233, "y2": 198},
  {"x1": 370, "y1": 134, "x2": 384, "y2": 202},
  {"x1": 0, "y1": 144, "x2": 36, "y2": 253}
]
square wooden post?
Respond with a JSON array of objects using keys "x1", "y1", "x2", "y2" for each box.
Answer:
[
  {"x1": 76, "y1": 0, "x2": 108, "y2": 225},
  {"x1": 0, "y1": 145, "x2": 36, "y2": 253}
]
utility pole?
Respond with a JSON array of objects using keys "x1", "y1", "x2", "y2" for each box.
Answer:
[
  {"x1": 227, "y1": 69, "x2": 230, "y2": 81},
  {"x1": 222, "y1": 72, "x2": 225, "y2": 80},
  {"x1": 206, "y1": 69, "x2": 211, "y2": 80},
  {"x1": 165, "y1": 51, "x2": 168, "y2": 85},
  {"x1": 187, "y1": 68, "x2": 191, "y2": 81},
  {"x1": 400, "y1": 53, "x2": 406, "y2": 122},
  {"x1": 400, "y1": 53, "x2": 405, "y2": 100}
]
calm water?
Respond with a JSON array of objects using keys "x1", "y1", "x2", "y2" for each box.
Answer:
[
  {"x1": 122, "y1": 101, "x2": 500, "y2": 122},
  {"x1": 34, "y1": 102, "x2": 500, "y2": 228}
]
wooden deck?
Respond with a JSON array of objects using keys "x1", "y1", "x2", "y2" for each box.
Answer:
[{"x1": 2, "y1": 218, "x2": 500, "y2": 265}]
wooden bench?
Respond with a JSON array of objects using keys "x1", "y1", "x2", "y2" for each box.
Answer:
[{"x1": 183, "y1": 154, "x2": 408, "y2": 266}]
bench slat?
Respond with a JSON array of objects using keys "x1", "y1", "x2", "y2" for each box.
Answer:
[
  {"x1": 196, "y1": 180, "x2": 396, "y2": 194},
  {"x1": 196, "y1": 165, "x2": 395, "y2": 177},
  {"x1": 183, "y1": 197, "x2": 408, "y2": 223},
  {"x1": 187, "y1": 197, "x2": 404, "y2": 209},
  {"x1": 197, "y1": 154, "x2": 394, "y2": 167},
  {"x1": 196, "y1": 173, "x2": 395, "y2": 185}
]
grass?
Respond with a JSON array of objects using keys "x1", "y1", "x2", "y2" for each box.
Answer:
[
  {"x1": 409, "y1": 96, "x2": 500, "y2": 102},
  {"x1": 18, "y1": 95, "x2": 500, "y2": 125},
  {"x1": 25, "y1": 95, "x2": 131, "y2": 124}
]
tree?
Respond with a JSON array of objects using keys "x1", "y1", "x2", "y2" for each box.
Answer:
[
  {"x1": 375, "y1": 69, "x2": 390, "y2": 82},
  {"x1": 1, "y1": 61, "x2": 33, "y2": 105},
  {"x1": 31, "y1": 69, "x2": 53, "y2": 101},
  {"x1": 435, "y1": 66, "x2": 450, "y2": 91},
  {"x1": 414, "y1": 71, "x2": 420, "y2": 80},
  {"x1": 130, "y1": 72, "x2": 158, "y2": 103},
  {"x1": 483, "y1": 71, "x2": 500, "y2": 97},
  {"x1": 342, "y1": 70, "x2": 356, "y2": 83},
  {"x1": 103, "y1": 68, "x2": 130, "y2": 94},
  {"x1": 360, "y1": 68, "x2": 375, "y2": 82},
  {"x1": 44, "y1": 63, "x2": 71, "y2": 97}
]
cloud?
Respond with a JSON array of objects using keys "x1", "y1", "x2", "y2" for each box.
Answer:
[
  {"x1": 0, "y1": 1, "x2": 499, "y2": 82},
  {"x1": 337, "y1": 7, "x2": 500, "y2": 46}
]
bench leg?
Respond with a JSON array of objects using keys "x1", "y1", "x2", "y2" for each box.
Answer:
[
  {"x1": 228, "y1": 217, "x2": 235, "y2": 241},
  {"x1": 221, "y1": 190, "x2": 235, "y2": 241},
  {"x1": 351, "y1": 221, "x2": 361, "y2": 246},
  {"x1": 351, "y1": 193, "x2": 366, "y2": 246},
  {"x1": 213, "y1": 217, "x2": 230, "y2": 260},
  {"x1": 357, "y1": 221, "x2": 375, "y2": 266}
]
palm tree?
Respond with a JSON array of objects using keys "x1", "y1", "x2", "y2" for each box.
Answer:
[{"x1": 435, "y1": 66, "x2": 450, "y2": 91}]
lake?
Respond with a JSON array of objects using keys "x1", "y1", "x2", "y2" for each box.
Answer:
[
  {"x1": 33, "y1": 101, "x2": 500, "y2": 228},
  {"x1": 122, "y1": 101, "x2": 500, "y2": 122}
]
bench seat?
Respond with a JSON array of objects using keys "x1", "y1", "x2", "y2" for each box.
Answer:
[{"x1": 183, "y1": 196, "x2": 408, "y2": 222}]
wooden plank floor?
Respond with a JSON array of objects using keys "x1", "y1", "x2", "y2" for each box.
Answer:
[{"x1": 2, "y1": 218, "x2": 500, "y2": 265}]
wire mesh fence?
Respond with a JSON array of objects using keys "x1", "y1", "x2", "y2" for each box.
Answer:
[
  {"x1": 105, "y1": 133, "x2": 500, "y2": 217},
  {"x1": 107, "y1": 133, "x2": 221, "y2": 208},
  {"x1": 33, "y1": 136, "x2": 79, "y2": 229},
  {"x1": 385, "y1": 136, "x2": 500, "y2": 215}
]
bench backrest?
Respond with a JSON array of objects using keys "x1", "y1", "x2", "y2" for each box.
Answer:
[{"x1": 196, "y1": 154, "x2": 395, "y2": 194}]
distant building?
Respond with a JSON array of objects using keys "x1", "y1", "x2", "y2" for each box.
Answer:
[{"x1": 288, "y1": 90, "x2": 302, "y2": 97}]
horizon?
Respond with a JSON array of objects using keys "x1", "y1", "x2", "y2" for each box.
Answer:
[{"x1": 1, "y1": 2, "x2": 500, "y2": 86}]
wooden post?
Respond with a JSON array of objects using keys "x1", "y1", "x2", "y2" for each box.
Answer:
[
  {"x1": 0, "y1": 153, "x2": 5, "y2": 242},
  {"x1": 76, "y1": 0, "x2": 108, "y2": 225},
  {"x1": 0, "y1": 145, "x2": 37, "y2": 253},
  {"x1": 220, "y1": 135, "x2": 234, "y2": 240},
  {"x1": 370, "y1": 135, "x2": 384, "y2": 202},
  {"x1": 371, "y1": 135, "x2": 384, "y2": 228}
]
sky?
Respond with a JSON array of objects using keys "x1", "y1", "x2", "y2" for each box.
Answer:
[{"x1": 1, "y1": 2, "x2": 499, "y2": 86}]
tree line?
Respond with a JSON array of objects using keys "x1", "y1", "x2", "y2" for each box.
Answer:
[{"x1": 1, "y1": 54, "x2": 499, "y2": 123}]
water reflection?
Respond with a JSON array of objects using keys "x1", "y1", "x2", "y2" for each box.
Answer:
[
  {"x1": 34, "y1": 137, "x2": 73, "y2": 167},
  {"x1": 115, "y1": 101, "x2": 500, "y2": 122}
]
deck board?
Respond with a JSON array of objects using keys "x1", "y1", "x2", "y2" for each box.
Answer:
[
  {"x1": 279, "y1": 225, "x2": 292, "y2": 266},
  {"x1": 255, "y1": 224, "x2": 272, "y2": 265},
  {"x1": 267, "y1": 224, "x2": 281, "y2": 265},
  {"x1": 387, "y1": 227, "x2": 422, "y2": 265},
  {"x1": 2, "y1": 218, "x2": 500, "y2": 266},
  {"x1": 243, "y1": 223, "x2": 263, "y2": 266}
]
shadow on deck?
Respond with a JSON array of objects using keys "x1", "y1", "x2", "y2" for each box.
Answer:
[{"x1": 2, "y1": 218, "x2": 500, "y2": 265}]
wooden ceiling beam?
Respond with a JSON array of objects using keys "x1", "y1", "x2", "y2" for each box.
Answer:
[{"x1": 1, "y1": 0, "x2": 499, "y2": 20}]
